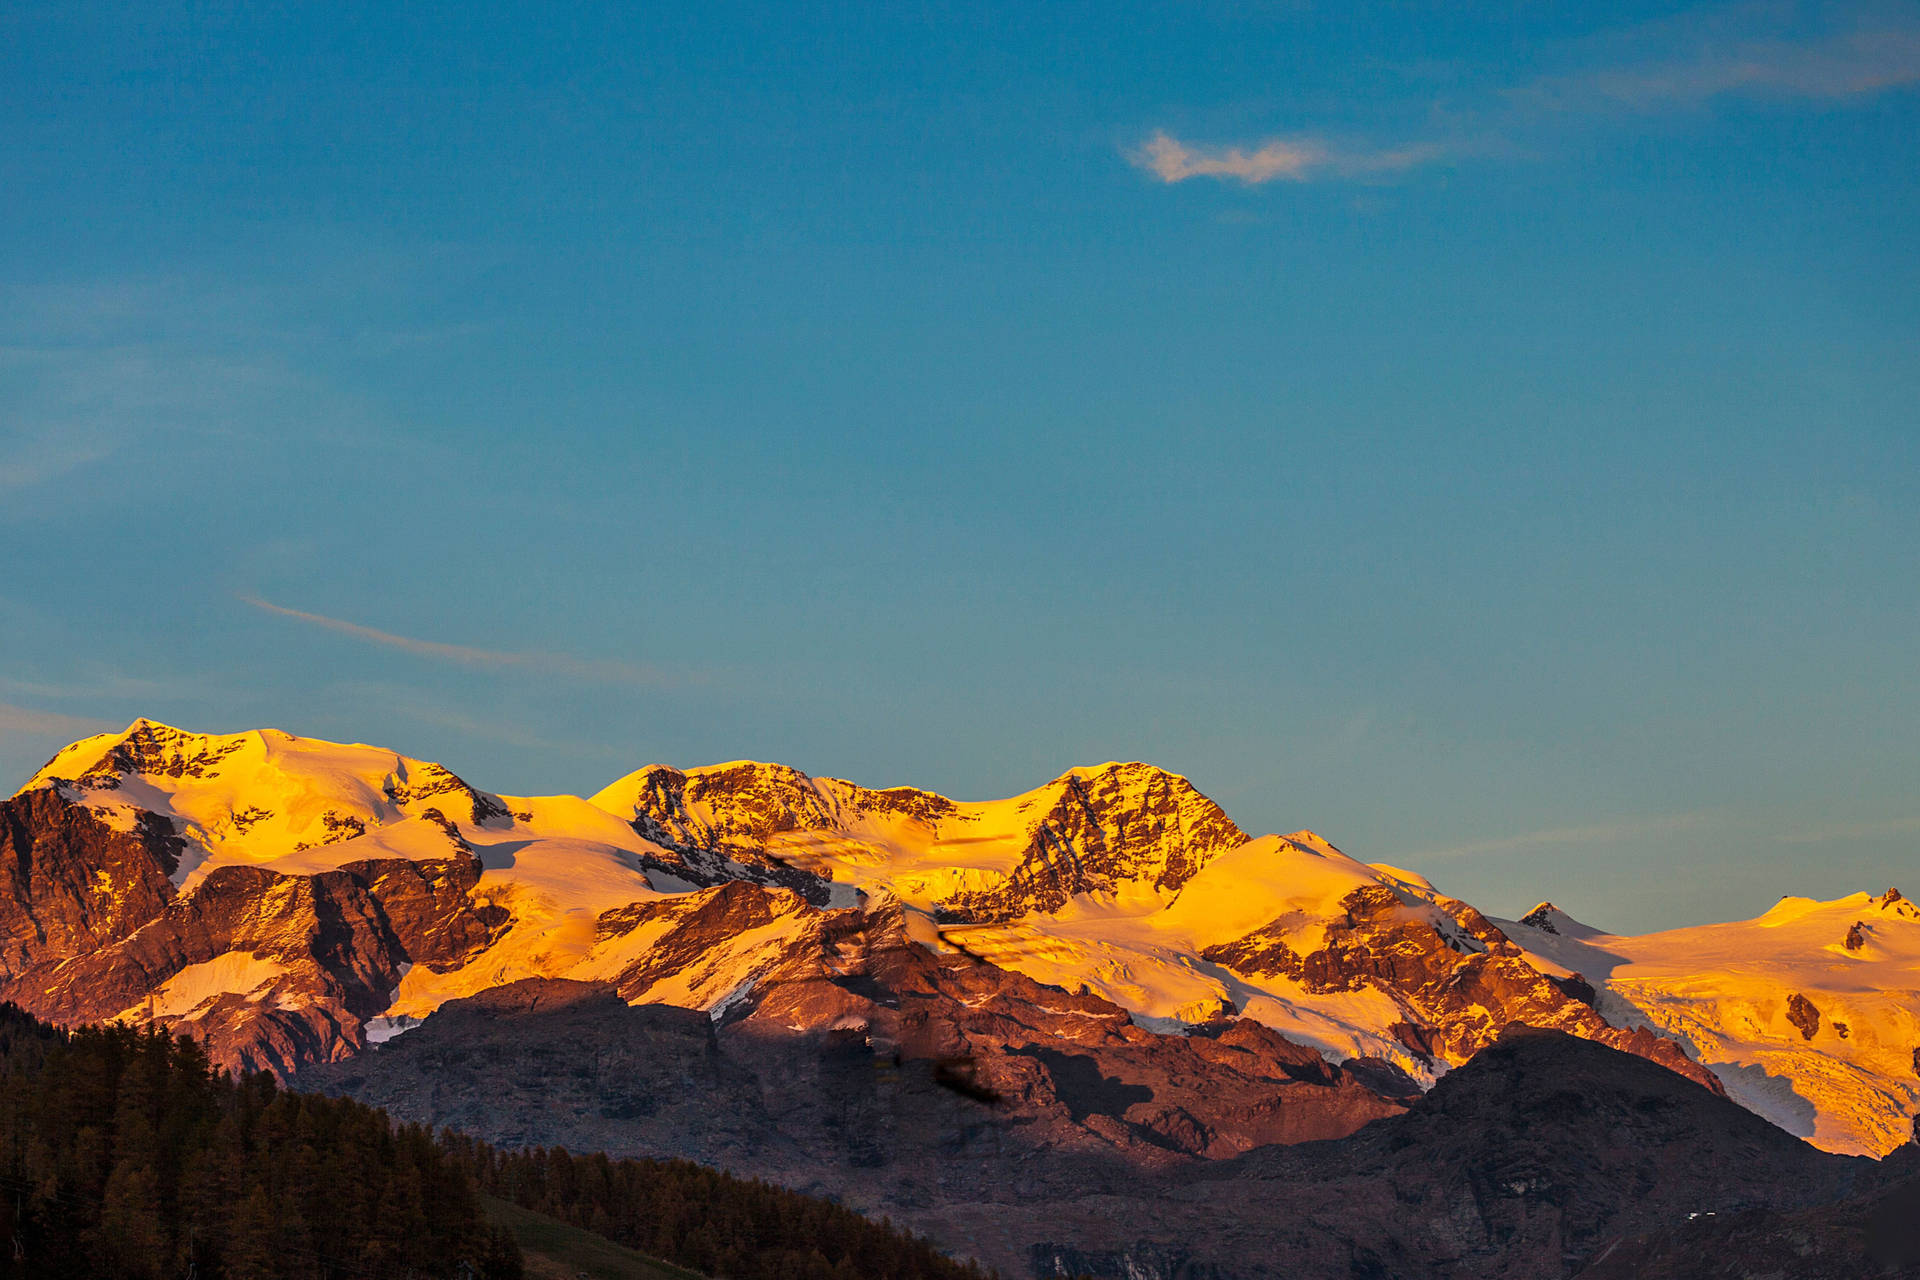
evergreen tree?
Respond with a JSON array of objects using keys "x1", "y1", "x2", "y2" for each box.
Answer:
[{"x1": 0, "y1": 1005, "x2": 522, "y2": 1280}]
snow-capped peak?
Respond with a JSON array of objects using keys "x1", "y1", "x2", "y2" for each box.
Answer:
[
  {"x1": 10, "y1": 720, "x2": 1919, "y2": 1159},
  {"x1": 21, "y1": 720, "x2": 510, "y2": 888},
  {"x1": 1513, "y1": 901, "x2": 1607, "y2": 940}
]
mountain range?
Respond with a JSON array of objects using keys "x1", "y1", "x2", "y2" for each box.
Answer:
[{"x1": 4, "y1": 718, "x2": 1917, "y2": 1275}]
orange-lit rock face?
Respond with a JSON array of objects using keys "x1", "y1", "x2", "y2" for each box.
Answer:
[
  {"x1": 0, "y1": 792, "x2": 506, "y2": 1075},
  {"x1": 0, "y1": 786, "x2": 178, "y2": 979},
  {"x1": 7, "y1": 718, "x2": 1918, "y2": 1155},
  {"x1": 590, "y1": 757, "x2": 1250, "y2": 918},
  {"x1": 1200, "y1": 883, "x2": 1724, "y2": 1094}
]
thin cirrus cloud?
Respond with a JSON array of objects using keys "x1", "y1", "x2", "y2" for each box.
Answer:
[
  {"x1": 1134, "y1": 6, "x2": 1920, "y2": 186},
  {"x1": 1516, "y1": 25, "x2": 1920, "y2": 111},
  {"x1": 1129, "y1": 130, "x2": 1445, "y2": 185},
  {"x1": 240, "y1": 595, "x2": 675, "y2": 688}
]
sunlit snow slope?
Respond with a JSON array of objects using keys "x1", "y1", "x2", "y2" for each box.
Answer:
[
  {"x1": 1502, "y1": 894, "x2": 1920, "y2": 1156},
  {"x1": 13, "y1": 720, "x2": 1919, "y2": 1154}
]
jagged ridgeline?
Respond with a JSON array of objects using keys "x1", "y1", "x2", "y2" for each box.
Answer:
[
  {"x1": 8, "y1": 719, "x2": 1919, "y2": 1166},
  {"x1": 0, "y1": 1005, "x2": 992, "y2": 1280}
]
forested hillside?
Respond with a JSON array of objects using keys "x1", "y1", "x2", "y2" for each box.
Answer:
[
  {"x1": 449, "y1": 1138, "x2": 993, "y2": 1280},
  {"x1": 0, "y1": 1005, "x2": 993, "y2": 1279},
  {"x1": 0, "y1": 1004, "x2": 520, "y2": 1279}
]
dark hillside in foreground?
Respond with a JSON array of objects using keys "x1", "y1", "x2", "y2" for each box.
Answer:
[
  {"x1": 1572, "y1": 1144, "x2": 1920, "y2": 1279},
  {"x1": 1023, "y1": 1028, "x2": 1903, "y2": 1279},
  {"x1": 1178, "y1": 1026, "x2": 1892, "y2": 1277},
  {"x1": 455, "y1": 1139, "x2": 993, "y2": 1280},
  {"x1": 0, "y1": 1004, "x2": 994, "y2": 1280},
  {"x1": 308, "y1": 990, "x2": 1917, "y2": 1278},
  {"x1": 0, "y1": 1003, "x2": 519, "y2": 1279},
  {"x1": 479, "y1": 1194, "x2": 707, "y2": 1280}
]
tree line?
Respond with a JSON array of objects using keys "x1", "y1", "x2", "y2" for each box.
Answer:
[
  {"x1": 0, "y1": 1004, "x2": 996, "y2": 1279},
  {"x1": 447, "y1": 1136, "x2": 995, "y2": 1280},
  {"x1": 0, "y1": 1003, "x2": 519, "y2": 1279}
]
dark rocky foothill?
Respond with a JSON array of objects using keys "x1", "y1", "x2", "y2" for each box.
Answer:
[
  {"x1": 305, "y1": 1013, "x2": 1885, "y2": 1279},
  {"x1": 1574, "y1": 1149, "x2": 1920, "y2": 1279}
]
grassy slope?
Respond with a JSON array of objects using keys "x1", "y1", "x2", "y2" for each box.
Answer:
[{"x1": 480, "y1": 1194, "x2": 708, "y2": 1280}]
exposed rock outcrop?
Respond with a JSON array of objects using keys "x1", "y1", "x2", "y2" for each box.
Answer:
[
  {"x1": 934, "y1": 763, "x2": 1248, "y2": 922},
  {"x1": 0, "y1": 787, "x2": 177, "y2": 980},
  {"x1": 0, "y1": 851, "x2": 503, "y2": 1075},
  {"x1": 1203, "y1": 883, "x2": 1724, "y2": 1093},
  {"x1": 1788, "y1": 991, "x2": 1823, "y2": 1041},
  {"x1": 595, "y1": 759, "x2": 1250, "y2": 920}
]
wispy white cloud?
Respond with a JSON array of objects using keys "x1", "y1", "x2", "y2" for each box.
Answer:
[
  {"x1": 1130, "y1": 130, "x2": 1446, "y2": 185},
  {"x1": 1133, "y1": 4, "x2": 1920, "y2": 187},
  {"x1": 1132, "y1": 132, "x2": 1323, "y2": 184},
  {"x1": 1515, "y1": 19, "x2": 1920, "y2": 111},
  {"x1": 240, "y1": 595, "x2": 675, "y2": 687},
  {"x1": 1407, "y1": 810, "x2": 1723, "y2": 863}
]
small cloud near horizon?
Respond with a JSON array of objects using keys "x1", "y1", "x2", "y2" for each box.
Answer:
[
  {"x1": 1135, "y1": 6, "x2": 1920, "y2": 187},
  {"x1": 240, "y1": 595, "x2": 675, "y2": 687},
  {"x1": 1129, "y1": 130, "x2": 1444, "y2": 185}
]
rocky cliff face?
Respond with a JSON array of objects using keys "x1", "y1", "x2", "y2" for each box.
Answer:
[
  {"x1": 10, "y1": 717, "x2": 1901, "y2": 1156},
  {"x1": 610, "y1": 761, "x2": 956, "y2": 861},
  {"x1": 0, "y1": 723, "x2": 526, "y2": 1073},
  {"x1": 0, "y1": 786, "x2": 178, "y2": 980},
  {"x1": 932, "y1": 762, "x2": 1249, "y2": 921},
  {"x1": 303, "y1": 899, "x2": 1411, "y2": 1177},
  {"x1": 0, "y1": 843, "x2": 505, "y2": 1075},
  {"x1": 1202, "y1": 883, "x2": 1723, "y2": 1093},
  {"x1": 592, "y1": 758, "x2": 1250, "y2": 920}
]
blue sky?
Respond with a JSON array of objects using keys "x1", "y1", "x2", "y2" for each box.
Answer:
[{"x1": 2, "y1": 1, "x2": 1915, "y2": 931}]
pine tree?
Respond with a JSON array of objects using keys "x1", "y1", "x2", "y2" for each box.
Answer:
[{"x1": 92, "y1": 1158, "x2": 167, "y2": 1278}]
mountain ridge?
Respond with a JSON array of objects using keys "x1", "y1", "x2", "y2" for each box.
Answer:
[{"x1": 7, "y1": 718, "x2": 1917, "y2": 1155}]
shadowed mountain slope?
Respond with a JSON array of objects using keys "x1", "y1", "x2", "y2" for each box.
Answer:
[
  {"x1": 304, "y1": 991, "x2": 1903, "y2": 1279},
  {"x1": 6, "y1": 719, "x2": 1916, "y2": 1163}
]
